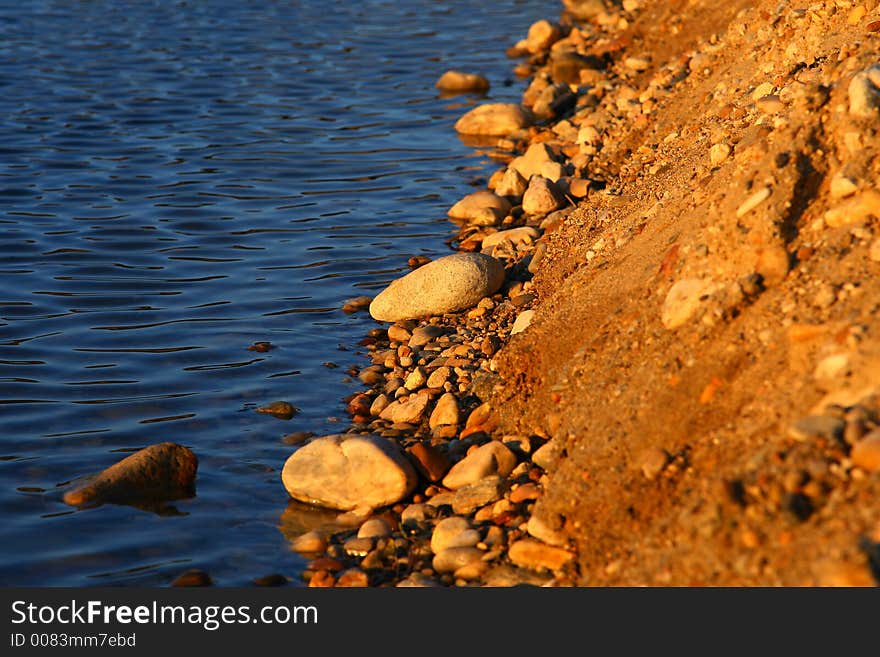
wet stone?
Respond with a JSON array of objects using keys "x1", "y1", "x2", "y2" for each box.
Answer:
[
  {"x1": 171, "y1": 569, "x2": 213, "y2": 587},
  {"x1": 63, "y1": 442, "x2": 198, "y2": 508},
  {"x1": 291, "y1": 530, "x2": 328, "y2": 554}
]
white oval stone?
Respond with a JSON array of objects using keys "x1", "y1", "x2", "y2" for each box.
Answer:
[
  {"x1": 282, "y1": 435, "x2": 417, "y2": 511},
  {"x1": 369, "y1": 253, "x2": 505, "y2": 322}
]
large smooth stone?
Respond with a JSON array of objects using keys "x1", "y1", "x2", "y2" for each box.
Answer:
[
  {"x1": 282, "y1": 435, "x2": 417, "y2": 511},
  {"x1": 369, "y1": 253, "x2": 505, "y2": 322},
  {"x1": 454, "y1": 103, "x2": 532, "y2": 135},
  {"x1": 63, "y1": 442, "x2": 197, "y2": 507}
]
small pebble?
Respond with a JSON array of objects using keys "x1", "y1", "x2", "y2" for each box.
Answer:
[{"x1": 171, "y1": 569, "x2": 213, "y2": 587}]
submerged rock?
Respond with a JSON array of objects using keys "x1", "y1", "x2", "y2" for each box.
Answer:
[
  {"x1": 454, "y1": 103, "x2": 532, "y2": 136},
  {"x1": 63, "y1": 442, "x2": 198, "y2": 507},
  {"x1": 282, "y1": 435, "x2": 417, "y2": 511},
  {"x1": 369, "y1": 253, "x2": 505, "y2": 322},
  {"x1": 436, "y1": 70, "x2": 490, "y2": 93}
]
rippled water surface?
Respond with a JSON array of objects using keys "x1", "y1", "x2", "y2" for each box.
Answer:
[{"x1": 0, "y1": 0, "x2": 549, "y2": 585}]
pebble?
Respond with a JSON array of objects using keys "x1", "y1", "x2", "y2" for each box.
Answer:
[
  {"x1": 432, "y1": 547, "x2": 485, "y2": 574},
  {"x1": 307, "y1": 571, "x2": 335, "y2": 587},
  {"x1": 454, "y1": 103, "x2": 533, "y2": 136},
  {"x1": 429, "y1": 392, "x2": 460, "y2": 429},
  {"x1": 495, "y1": 167, "x2": 528, "y2": 197},
  {"x1": 396, "y1": 573, "x2": 440, "y2": 587},
  {"x1": 566, "y1": 178, "x2": 591, "y2": 198},
  {"x1": 638, "y1": 447, "x2": 668, "y2": 480},
  {"x1": 735, "y1": 186, "x2": 771, "y2": 217},
  {"x1": 848, "y1": 65, "x2": 880, "y2": 118},
  {"x1": 510, "y1": 482, "x2": 541, "y2": 503},
  {"x1": 426, "y1": 366, "x2": 452, "y2": 389},
  {"x1": 851, "y1": 431, "x2": 880, "y2": 471},
  {"x1": 624, "y1": 56, "x2": 650, "y2": 71},
  {"x1": 508, "y1": 538, "x2": 574, "y2": 572},
  {"x1": 522, "y1": 176, "x2": 565, "y2": 216},
  {"x1": 63, "y1": 442, "x2": 198, "y2": 507},
  {"x1": 404, "y1": 367, "x2": 427, "y2": 391},
  {"x1": 379, "y1": 393, "x2": 429, "y2": 424},
  {"x1": 343, "y1": 536, "x2": 374, "y2": 557},
  {"x1": 387, "y1": 324, "x2": 412, "y2": 342},
  {"x1": 532, "y1": 439, "x2": 562, "y2": 470},
  {"x1": 755, "y1": 245, "x2": 790, "y2": 287},
  {"x1": 171, "y1": 569, "x2": 213, "y2": 587},
  {"x1": 369, "y1": 253, "x2": 506, "y2": 322},
  {"x1": 452, "y1": 476, "x2": 507, "y2": 515},
  {"x1": 709, "y1": 143, "x2": 731, "y2": 166},
  {"x1": 524, "y1": 19, "x2": 561, "y2": 53},
  {"x1": 358, "y1": 517, "x2": 392, "y2": 539},
  {"x1": 291, "y1": 530, "x2": 328, "y2": 554},
  {"x1": 454, "y1": 561, "x2": 490, "y2": 580},
  {"x1": 409, "y1": 325, "x2": 446, "y2": 348},
  {"x1": 282, "y1": 435, "x2": 417, "y2": 511},
  {"x1": 830, "y1": 172, "x2": 858, "y2": 200},
  {"x1": 406, "y1": 442, "x2": 451, "y2": 482},
  {"x1": 282, "y1": 431, "x2": 314, "y2": 446},
  {"x1": 661, "y1": 278, "x2": 717, "y2": 329},
  {"x1": 255, "y1": 401, "x2": 298, "y2": 420},
  {"x1": 435, "y1": 70, "x2": 490, "y2": 93},
  {"x1": 813, "y1": 353, "x2": 852, "y2": 388},
  {"x1": 509, "y1": 143, "x2": 558, "y2": 180},
  {"x1": 551, "y1": 51, "x2": 603, "y2": 85},
  {"x1": 442, "y1": 440, "x2": 518, "y2": 489},
  {"x1": 431, "y1": 516, "x2": 481, "y2": 553},
  {"x1": 253, "y1": 574, "x2": 288, "y2": 587},
  {"x1": 342, "y1": 296, "x2": 373, "y2": 313},
  {"x1": 755, "y1": 94, "x2": 784, "y2": 114},
  {"x1": 336, "y1": 569, "x2": 369, "y2": 587},
  {"x1": 400, "y1": 503, "x2": 437, "y2": 529},
  {"x1": 369, "y1": 394, "x2": 390, "y2": 417},
  {"x1": 824, "y1": 190, "x2": 880, "y2": 227},
  {"x1": 510, "y1": 309, "x2": 535, "y2": 335},
  {"x1": 527, "y1": 513, "x2": 567, "y2": 547},
  {"x1": 481, "y1": 226, "x2": 539, "y2": 250},
  {"x1": 448, "y1": 190, "x2": 511, "y2": 223}
]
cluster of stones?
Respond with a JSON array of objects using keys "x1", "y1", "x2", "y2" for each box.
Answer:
[{"x1": 274, "y1": 8, "x2": 652, "y2": 588}]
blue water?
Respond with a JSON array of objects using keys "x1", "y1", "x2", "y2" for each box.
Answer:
[{"x1": 0, "y1": 0, "x2": 549, "y2": 585}]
